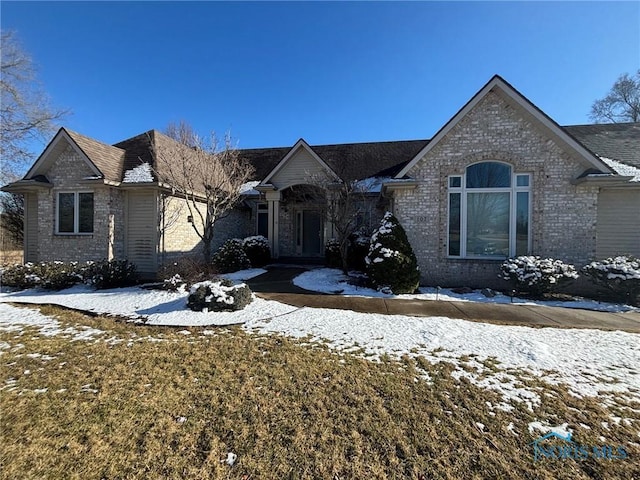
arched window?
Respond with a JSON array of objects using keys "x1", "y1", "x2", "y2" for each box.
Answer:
[{"x1": 448, "y1": 162, "x2": 530, "y2": 258}]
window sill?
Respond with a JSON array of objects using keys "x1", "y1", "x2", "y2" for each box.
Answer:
[
  {"x1": 446, "y1": 256, "x2": 507, "y2": 262},
  {"x1": 54, "y1": 233, "x2": 94, "y2": 237}
]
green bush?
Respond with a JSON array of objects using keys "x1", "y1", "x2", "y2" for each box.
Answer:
[
  {"x1": 86, "y1": 259, "x2": 139, "y2": 290},
  {"x1": 582, "y1": 256, "x2": 640, "y2": 306},
  {"x1": 365, "y1": 212, "x2": 420, "y2": 294},
  {"x1": 499, "y1": 256, "x2": 578, "y2": 297},
  {"x1": 212, "y1": 239, "x2": 251, "y2": 273},
  {"x1": 347, "y1": 230, "x2": 370, "y2": 272},
  {"x1": 325, "y1": 239, "x2": 342, "y2": 268},
  {"x1": 0, "y1": 263, "x2": 42, "y2": 289},
  {"x1": 1, "y1": 260, "x2": 138, "y2": 291},
  {"x1": 1, "y1": 261, "x2": 86, "y2": 290},
  {"x1": 242, "y1": 236, "x2": 271, "y2": 267},
  {"x1": 39, "y1": 261, "x2": 84, "y2": 290},
  {"x1": 187, "y1": 279, "x2": 253, "y2": 312}
]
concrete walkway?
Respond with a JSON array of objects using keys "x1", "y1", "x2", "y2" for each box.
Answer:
[{"x1": 248, "y1": 267, "x2": 640, "y2": 333}]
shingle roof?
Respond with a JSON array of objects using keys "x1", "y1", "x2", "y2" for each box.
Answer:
[
  {"x1": 113, "y1": 130, "x2": 157, "y2": 181},
  {"x1": 563, "y1": 123, "x2": 640, "y2": 169},
  {"x1": 50, "y1": 122, "x2": 639, "y2": 185},
  {"x1": 238, "y1": 139, "x2": 430, "y2": 182},
  {"x1": 64, "y1": 129, "x2": 126, "y2": 182},
  {"x1": 312, "y1": 139, "x2": 430, "y2": 181}
]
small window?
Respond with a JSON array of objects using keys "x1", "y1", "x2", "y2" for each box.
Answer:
[
  {"x1": 516, "y1": 175, "x2": 530, "y2": 187},
  {"x1": 57, "y1": 192, "x2": 94, "y2": 234},
  {"x1": 449, "y1": 176, "x2": 462, "y2": 188},
  {"x1": 257, "y1": 203, "x2": 268, "y2": 238}
]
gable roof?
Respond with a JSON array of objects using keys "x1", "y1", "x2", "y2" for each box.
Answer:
[
  {"x1": 395, "y1": 75, "x2": 614, "y2": 178},
  {"x1": 64, "y1": 129, "x2": 126, "y2": 182},
  {"x1": 241, "y1": 138, "x2": 429, "y2": 184},
  {"x1": 22, "y1": 128, "x2": 125, "y2": 182},
  {"x1": 7, "y1": 76, "x2": 638, "y2": 192},
  {"x1": 261, "y1": 138, "x2": 339, "y2": 185}
]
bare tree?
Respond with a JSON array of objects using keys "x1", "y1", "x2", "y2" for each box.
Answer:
[
  {"x1": 309, "y1": 170, "x2": 372, "y2": 273},
  {"x1": 0, "y1": 193, "x2": 24, "y2": 243},
  {"x1": 152, "y1": 121, "x2": 255, "y2": 264},
  {"x1": 1, "y1": 30, "x2": 69, "y2": 180},
  {"x1": 1, "y1": 31, "x2": 69, "y2": 246},
  {"x1": 590, "y1": 70, "x2": 640, "y2": 123}
]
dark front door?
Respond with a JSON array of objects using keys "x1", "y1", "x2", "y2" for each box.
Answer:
[{"x1": 297, "y1": 210, "x2": 323, "y2": 256}]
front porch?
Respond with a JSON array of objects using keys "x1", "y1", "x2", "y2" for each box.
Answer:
[{"x1": 258, "y1": 183, "x2": 329, "y2": 260}]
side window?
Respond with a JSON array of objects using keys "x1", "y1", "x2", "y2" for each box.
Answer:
[
  {"x1": 257, "y1": 203, "x2": 268, "y2": 238},
  {"x1": 57, "y1": 192, "x2": 94, "y2": 234}
]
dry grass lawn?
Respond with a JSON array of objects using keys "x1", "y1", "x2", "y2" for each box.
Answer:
[{"x1": 1, "y1": 305, "x2": 638, "y2": 479}]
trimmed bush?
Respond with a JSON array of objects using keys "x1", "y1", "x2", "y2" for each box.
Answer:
[
  {"x1": 212, "y1": 239, "x2": 251, "y2": 273},
  {"x1": 582, "y1": 256, "x2": 640, "y2": 306},
  {"x1": 38, "y1": 261, "x2": 84, "y2": 290},
  {"x1": 365, "y1": 212, "x2": 420, "y2": 294},
  {"x1": 242, "y1": 235, "x2": 271, "y2": 267},
  {"x1": 0, "y1": 263, "x2": 42, "y2": 289},
  {"x1": 86, "y1": 259, "x2": 139, "y2": 290},
  {"x1": 1, "y1": 260, "x2": 138, "y2": 290},
  {"x1": 187, "y1": 279, "x2": 253, "y2": 312},
  {"x1": 325, "y1": 239, "x2": 342, "y2": 268},
  {"x1": 347, "y1": 230, "x2": 370, "y2": 272},
  {"x1": 499, "y1": 256, "x2": 578, "y2": 297},
  {"x1": 1, "y1": 261, "x2": 85, "y2": 290}
]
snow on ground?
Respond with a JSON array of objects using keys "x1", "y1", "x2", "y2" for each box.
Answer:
[
  {"x1": 223, "y1": 268, "x2": 267, "y2": 282},
  {"x1": 293, "y1": 268, "x2": 638, "y2": 313},
  {"x1": 1, "y1": 281, "x2": 639, "y2": 410},
  {"x1": 0, "y1": 284, "x2": 287, "y2": 327},
  {"x1": 0, "y1": 303, "x2": 106, "y2": 341}
]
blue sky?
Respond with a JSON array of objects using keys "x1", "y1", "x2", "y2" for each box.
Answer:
[{"x1": 2, "y1": 1, "x2": 639, "y2": 152}]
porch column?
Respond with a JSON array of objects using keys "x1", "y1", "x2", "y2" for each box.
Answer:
[{"x1": 265, "y1": 190, "x2": 281, "y2": 258}]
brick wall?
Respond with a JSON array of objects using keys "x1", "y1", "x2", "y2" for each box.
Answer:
[
  {"x1": 159, "y1": 195, "x2": 253, "y2": 266},
  {"x1": 158, "y1": 195, "x2": 203, "y2": 264},
  {"x1": 36, "y1": 145, "x2": 124, "y2": 263},
  {"x1": 394, "y1": 91, "x2": 599, "y2": 288}
]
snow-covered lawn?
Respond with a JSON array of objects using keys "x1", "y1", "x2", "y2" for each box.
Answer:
[
  {"x1": 293, "y1": 267, "x2": 639, "y2": 313},
  {"x1": 1, "y1": 267, "x2": 639, "y2": 412}
]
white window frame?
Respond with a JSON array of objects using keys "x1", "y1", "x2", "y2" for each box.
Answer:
[
  {"x1": 55, "y1": 191, "x2": 94, "y2": 235},
  {"x1": 447, "y1": 163, "x2": 531, "y2": 259}
]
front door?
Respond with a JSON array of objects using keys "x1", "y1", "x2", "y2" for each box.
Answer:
[{"x1": 296, "y1": 210, "x2": 323, "y2": 256}]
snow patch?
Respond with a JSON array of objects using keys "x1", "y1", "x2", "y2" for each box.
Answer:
[
  {"x1": 528, "y1": 422, "x2": 572, "y2": 437},
  {"x1": 123, "y1": 162, "x2": 154, "y2": 183},
  {"x1": 599, "y1": 156, "x2": 640, "y2": 182},
  {"x1": 239, "y1": 181, "x2": 260, "y2": 195}
]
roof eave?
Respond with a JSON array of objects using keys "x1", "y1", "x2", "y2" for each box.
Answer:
[
  {"x1": 571, "y1": 175, "x2": 636, "y2": 186},
  {"x1": 382, "y1": 180, "x2": 419, "y2": 194},
  {"x1": 1, "y1": 179, "x2": 53, "y2": 193}
]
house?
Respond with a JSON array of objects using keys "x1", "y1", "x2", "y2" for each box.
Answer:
[{"x1": 3, "y1": 75, "x2": 639, "y2": 287}]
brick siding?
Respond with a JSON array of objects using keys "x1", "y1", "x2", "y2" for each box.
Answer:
[
  {"x1": 34, "y1": 145, "x2": 125, "y2": 263},
  {"x1": 394, "y1": 92, "x2": 599, "y2": 288}
]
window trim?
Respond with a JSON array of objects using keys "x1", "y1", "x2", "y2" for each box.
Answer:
[
  {"x1": 447, "y1": 163, "x2": 531, "y2": 259},
  {"x1": 55, "y1": 191, "x2": 94, "y2": 235}
]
